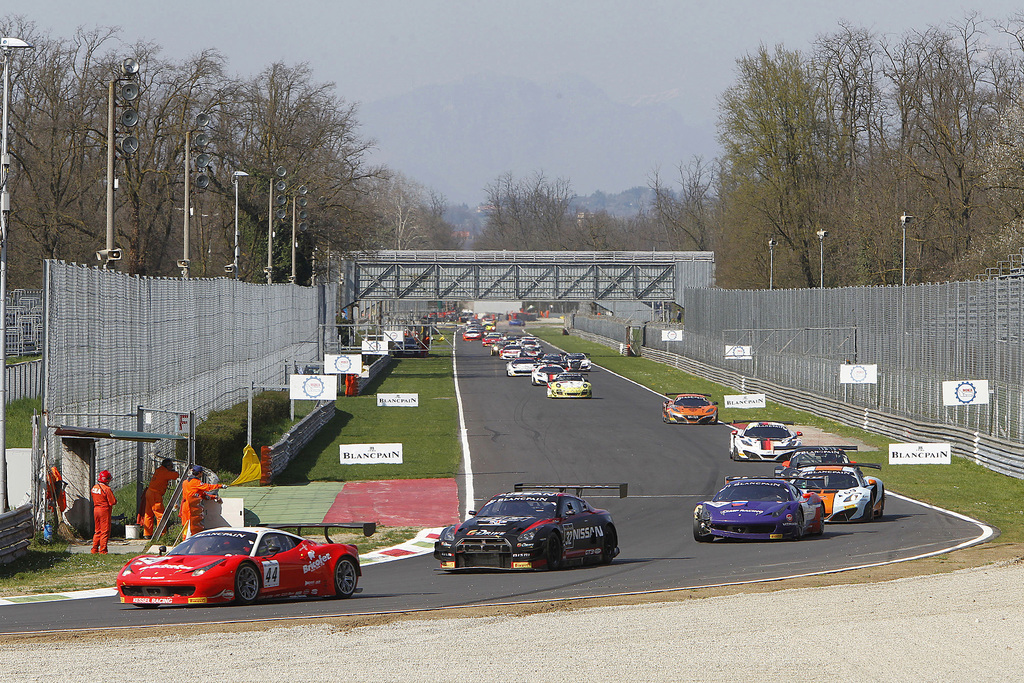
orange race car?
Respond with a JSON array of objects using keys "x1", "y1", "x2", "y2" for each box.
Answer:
[{"x1": 662, "y1": 393, "x2": 719, "y2": 425}]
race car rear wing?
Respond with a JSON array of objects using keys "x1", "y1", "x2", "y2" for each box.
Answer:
[
  {"x1": 514, "y1": 482, "x2": 628, "y2": 498},
  {"x1": 729, "y1": 420, "x2": 794, "y2": 426},
  {"x1": 268, "y1": 522, "x2": 377, "y2": 544},
  {"x1": 665, "y1": 392, "x2": 711, "y2": 398}
]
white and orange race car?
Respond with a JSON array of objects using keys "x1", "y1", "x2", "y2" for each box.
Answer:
[
  {"x1": 728, "y1": 421, "x2": 802, "y2": 461},
  {"x1": 787, "y1": 464, "x2": 885, "y2": 522}
]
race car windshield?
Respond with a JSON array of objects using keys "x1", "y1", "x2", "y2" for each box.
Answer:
[
  {"x1": 477, "y1": 497, "x2": 557, "y2": 517},
  {"x1": 792, "y1": 451, "x2": 847, "y2": 466},
  {"x1": 674, "y1": 397, "x2": 709, "y2": 407},
  {"x1": 538, "y1": 366, "x2": 563, "y2": 373},
  {"x1": 555, "y1": 374, "x2": 584, "y2": 382},
  {"x1": 799, "y1": 473, "x2": 860, "y2": 489},
  {"x1": 169, "y1": 531, "x2": 257, "y2": 556},
  {"x1": 567, "y1": 354, "x2": 586, "y2": 359},
  {"x1": 744, "y1": 425, "x2": 792, "y2": 438},
  {"x1": 715, "y1": 482, "x2": 793, "y2": 502}
]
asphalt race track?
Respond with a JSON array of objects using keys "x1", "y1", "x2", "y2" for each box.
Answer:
[{"x1": 0, "y1": 335, "x2": 989, "y2": 634}]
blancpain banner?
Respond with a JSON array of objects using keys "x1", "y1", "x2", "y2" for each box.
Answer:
[
  {"x1": 889, "y1": 442, "x2": 951, "y2": 464},
  {"x1": 941, "y1": 380, "x2": 989, "y2": 406},
  {"x1": 724, "y1": 393, "x2": 766, "y2": 409},
  {"x1": 361, "y1": 339, "x2": 388, "y2": 354},
  {"x1": 839, "y1": 364, "x2": 878, "y2": 384},
  {"x1": 289, "y1": 374, "x2": 338, "y2": 401},
  {"x1": 340, "y1": 442, "x2": 403, "y2": 465},
  {"x1": 377, "y1": 393, "x2": 419, "y2": 407},
  {"x1": 324, "y1": 354, "x2": 363, "y2": 374},
  {"x1": 661, "y1": 329, "x2": 683, "y2": 342},
  {"x1": 724, "y1": 345, "x2": 752, "y2": 360}
]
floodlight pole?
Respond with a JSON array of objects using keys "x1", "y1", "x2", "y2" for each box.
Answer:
[
  {"x1": 232, "y1": 171, "x2": 248, "y2": 280},
  {"x1": 182, "y1": 130, "x2": 191, "y2": 279},
  {"x1": 105, "y1": 80, "x2": 115, "y2": 268}
]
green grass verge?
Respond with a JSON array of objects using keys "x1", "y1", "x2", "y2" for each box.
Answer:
[
  {"x1": 530, "y1": 326, "x2": 1024, "y2": 544},
  {"x1": 276, "y1": 345, "x2": 459, "y2": 483}
]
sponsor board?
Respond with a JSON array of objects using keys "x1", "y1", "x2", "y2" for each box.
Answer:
[
  {"x1": 725, "y1": 345, "x2": 752, "y2": 360},
  {"x1": 889, "y1": 442, "x2": 951, "y2": 464},
  {"x1": 340, "y1": 442, "x2": 403, "y2": 465},
  {"x1": 941, "y1": 380, "x2": 989, "y2": 406},
  {"x1": 324, "y1": 353, "x2": 363, "y2": 374},
  {"x1": 661, "y1": 329, "x2": 683, "y2": 342},
  {"x1": 383, "y1": 329, "x2": 404, "y2": 343},
  {"x1": 289, "y1": 374, "x2": 338, "y2": 401},
  {"x1": 361, "y1": 339, "x2": 388, "y2": 354},
  {"x1": 377, "y1": 393, "x2": 419, "y2": 407},
  {"x1": 175, "y1": 413, "x2": 191, "y2": 436},
  {"x1": 724, "y1": 393, "x2": 766, "y2": 409},
  {"x1": 839, "y1": 364, "x2": 878, "y2": 384}
]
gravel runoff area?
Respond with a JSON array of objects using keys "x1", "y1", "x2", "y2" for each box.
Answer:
[{"x1": 2, "y1": 559, "x2": 1022, "y2": 682}]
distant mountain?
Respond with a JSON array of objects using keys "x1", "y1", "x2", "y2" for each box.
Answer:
[{"x1": 359, "y1": 73, "x2": 716, "y2": 207}]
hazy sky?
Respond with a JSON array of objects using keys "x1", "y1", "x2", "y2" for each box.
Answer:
[{"x1": 18, "y1": 1, "x2": 1023, "y2": 201}]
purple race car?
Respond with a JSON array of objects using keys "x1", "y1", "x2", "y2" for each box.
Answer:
[{"x1": 692, "y1": 477, "x2": 825, "y2": 542}]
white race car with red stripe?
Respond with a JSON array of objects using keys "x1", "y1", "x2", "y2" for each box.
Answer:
[{"x1": 728, "y1": 421, "x2": 802, "y2": 461}]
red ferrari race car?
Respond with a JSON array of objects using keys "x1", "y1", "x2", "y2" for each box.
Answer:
[{"x1": 117, "y1": 527, "x2": 363, "y2": 607}]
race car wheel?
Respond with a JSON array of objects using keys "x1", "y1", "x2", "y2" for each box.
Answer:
[
  {"x1": 863, "y1": 494, "x2": 876, "y2": 522},
  {"x1": 728, "y1": 448, "x2": 737, "y2": 461},
  {"x1": 545, "y1": 534, "x2": 563, "y2": 571},
  {"x1": 234, "y1": 562, "x2": 261, "y2": 605},
  {"x1": 600, "y1": 525, "x2": 618, "y2": 565},
  {"x1": 813, "y1": 505, "x2": 825, "y2": 535},
  {"x1": 692, "y1": 509, "x2": 713, "y2": 542},
  {"x1": 332, "y1": 557, "x2": 358, "y2": 599},
  {"x1": 791, "y1": 509, "x2": 805, "y2": 541}
]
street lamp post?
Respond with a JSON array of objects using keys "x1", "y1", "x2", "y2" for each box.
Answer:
[
  {"x1": 768, "y1": 237, "x2": 778, "y2": 290},
  {"x1": 900, "y1": 213, "x2": 914, "y2": 286},
  {"x1": 0, "y1": 36, "x2": 33, "y2": 513},
  {"x1": 816, "y1": 229, "x2": 828, "y2": 289},
  {"x1": 231, "y1": 171, "x2": 248, "y2": 279}
]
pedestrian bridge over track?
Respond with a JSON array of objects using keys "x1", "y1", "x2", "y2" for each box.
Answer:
[{"x1": 340, "y1": 250, "x2": 714, "y2": 306}]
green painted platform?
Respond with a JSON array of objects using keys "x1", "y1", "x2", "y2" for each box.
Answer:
[{"x1": 220, "y1": 482, "x2": 346, "y2": 526}]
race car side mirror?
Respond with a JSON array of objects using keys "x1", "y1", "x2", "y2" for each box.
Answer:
[
  {"x1": 468, "y1": 510, "x2": 477, "y2": 516},
  {"x1": 796, "y1": 431, "x2": 803, "y2": 436},
  {"x1": 782, "y1": 461, "x2": 790, "y2": 467},
  {"x1": 731, "y1": 430, "x2": 738, "y2": 435},
  {"x1": 712, "y1": 401, "x2": 718, "y2": 405},
  {"x1": 802, "y1": 493, "x2": 812, "y2": 499}
]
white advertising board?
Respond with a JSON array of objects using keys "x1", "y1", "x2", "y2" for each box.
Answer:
[
  {"x1": 340, "y1": 442, "x2": 403, "y2": 465},
  {"x1": 724, "y1": 393, "x2": 766, "y2": 409},
  {"x1": 362, "y1": 339, "x2": 388, "y2": 354},
  {"x1": 324, "y1": 354, "x2": 363, "y2": 374},
  {"x1": 383, "y1": 329, "x2": 404, "y2": 343},
  {"x1": 289, "y1": 374, "x2": 338, "y2": 401},
  {"x1": 839, "y1": 364, "x2": 878, "y2": 384},
  {"x1": 377, "y1": 393, "x2": 419, "y2": 407},
  {"x1": 174, "y1": 413, "x2": 192, "y2": 436},
  {"x1": 889, "y1": 442, "x2": 951, "y2": 465},
  {"x1": 941, "y1": 380, "x2": 989, "y2": 406},
  {"x1": 661, "y1": 329, "x2": 683, "y2": 342},
  {"x1": 724, "y1": 345, "x2": 752, "y2": 360}
]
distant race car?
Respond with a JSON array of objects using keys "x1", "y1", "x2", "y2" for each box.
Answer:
[
  {"x1": 728, "y1": 421, "x2": 803, "y2": 461},
  {"x1": 433, "y1": 483, "x2": 626, "y2": 570},
  {"x1": 117, "y1": 527, "x2": 362, "y2": 607},
  {"x1": 499, "y1": 344, "x2": 525, "y2": 360},
  {"x1": 787, "y1": 465, "x2": 885, "y2": 522},
  {"x1": 773, "y1": 446, "x2": 866, "y2": 477},
  {"x1": 508, "y1": 318, "x2": 525, "y2": 326},
  {"x1": 520, "y1": 343, "x2": 542, "y2": 358},
  {"x1": 532, "y1": 364, "x2": 566, "y2": 386},
  {"x1": 692, "y1": 478, "x2": 825, "y2": 542},
  {"x1": 462, "y1": 328, "x2": 483, "y2": 341},
  {"x1": 539, "y1": 353, "x2": 568, "y2": 366},
  {"x1": 547, "y1": 372, "x2": 592, "y2": 398},
  {"x1": 662, "y1": 393, "x2": 719, "y2": 425},
  {"x1": 481, "y1": 332, "x2": 504, "y2": 346},
  {"x1": 506, "y1": 357, "x2": 537, "y2": 377},
  {"x1": 564, "y1": 353, "x2": 592, "y2": 371}
]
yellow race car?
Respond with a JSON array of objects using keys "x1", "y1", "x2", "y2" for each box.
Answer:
[{"x1": 547, "y1": 372, "x2": 592, "y2": 398}]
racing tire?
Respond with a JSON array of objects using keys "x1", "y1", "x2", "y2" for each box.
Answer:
[
  {"x1": 692, "y1": 510, "x2": 713, "y2": 543},
  {"x1": 332, "y1": 557, "x2": 358, "y2": 599},
  {"x1": 791, "y1": 509, "x2": 805, "y2": 541},
  {"x1": 233, "y1": 562, "x2": 261, "y2": 605},
  {"x1": 545, "y1": 534, "x2": 563, "y2": 571},
  {"x1": 729, "y1": 448, "x2": 737, "y2": 461},
  {"x1": 813, "y1": 504, "x2": 825, "y2": 536},
  {"x1": 600, "y1": 525, "x2": 618, "y2": 565},
  {"x1": 862, "y1": 494, "x2": 876, "y2": 523}
]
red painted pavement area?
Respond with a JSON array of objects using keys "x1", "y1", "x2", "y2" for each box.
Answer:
[{"x1": 323, "y1": 479, "x2": 460, "y2": 527}]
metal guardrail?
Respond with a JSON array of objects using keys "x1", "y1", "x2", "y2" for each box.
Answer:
[
  {"x1": 569, "y1": 327, "x2": 1024, "y2": 478},
  {"x1": 0, "y1": 504, "x2": 33, "y2": 565}
]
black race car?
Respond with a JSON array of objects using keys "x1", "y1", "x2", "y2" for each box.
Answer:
[
  {"x1": 772, "y1": 446, "x2": 879, "y2": 477},
  {"x1": 434, "y1": 483, "x2": 627, "y2": 571}
]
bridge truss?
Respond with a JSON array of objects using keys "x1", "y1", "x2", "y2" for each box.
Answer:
[{"x1": 344, "y1": 250, "x2": 714, "y2": 305}]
